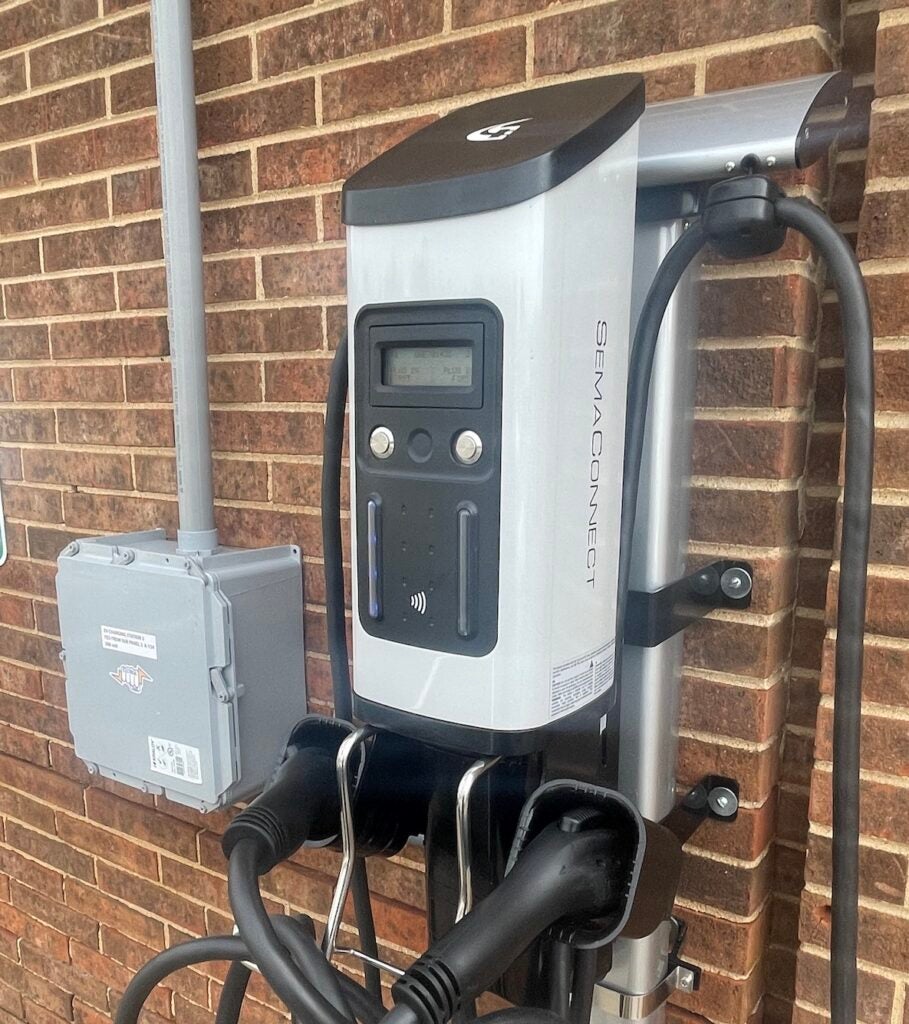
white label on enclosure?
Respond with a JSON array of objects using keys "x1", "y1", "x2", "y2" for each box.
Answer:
[
  {"x1": 549, "y1": 639, "x2": 615, "y2": 719},
  {"x1": 101, "y1": 625, "x2": 158, "y2": 660},
  {"x1": 149, "y1": 736, "x2": 202, "y2": 785}
]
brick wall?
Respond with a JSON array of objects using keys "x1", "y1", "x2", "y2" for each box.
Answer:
[{"x1": 0, "y1": 3, "x2": 900, "y2": 1024}]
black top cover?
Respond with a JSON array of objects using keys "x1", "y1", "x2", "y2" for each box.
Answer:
[{"x1": 342, "y1": 74, "x2": 645, "y2": 226}]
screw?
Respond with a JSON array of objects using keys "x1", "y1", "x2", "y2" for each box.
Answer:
[
  {"x1": 677, "y1": 971, "x2": 694, "y2": 993},
  {"x1": 708, "y1": 785, "x2": 739, "y2": 817},
  {"x1": 720, "y1": 566, "x2": 752, "y2": 600},
  {"x1": 724, "y1": 160, "x2": 736, "y2": 173},
  {"x1": 765, "y1": 155, "x2": 777, "y2": 168}
]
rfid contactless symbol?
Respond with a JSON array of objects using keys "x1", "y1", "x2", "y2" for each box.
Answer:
[{"x1": 466, "y1": 117, "x2": 532, "y2": 141}]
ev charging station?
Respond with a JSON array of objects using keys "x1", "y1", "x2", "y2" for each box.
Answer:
[{"x1": 54, "y1": 6, "x2": 872, "y2": 1024}]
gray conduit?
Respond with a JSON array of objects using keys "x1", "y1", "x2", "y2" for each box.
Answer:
[{"x1": 151, "y1": 0, "x2": 219, "y2": 554}]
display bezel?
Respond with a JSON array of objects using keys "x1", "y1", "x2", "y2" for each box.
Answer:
[{"x1": 368, "y1": 323, "x2": 485, "y2": 409}]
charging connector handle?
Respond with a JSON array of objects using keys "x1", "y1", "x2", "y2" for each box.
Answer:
[{"x1": 392, "y1": 818, "x2": 628, "y2": 1024}]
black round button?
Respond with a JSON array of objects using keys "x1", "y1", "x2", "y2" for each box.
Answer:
[{"x1": 408, "y1": 429, "x2": 433, "y2": 462}]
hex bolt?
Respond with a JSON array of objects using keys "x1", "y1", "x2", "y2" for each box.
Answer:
[
  {"x1": 720, "y1": 566, "x2": 753, "y2": 600},
  {"x1": 708, "y1": 786, "x2": 739, "y2": 817}
]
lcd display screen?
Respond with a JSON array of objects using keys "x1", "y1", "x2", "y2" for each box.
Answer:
[{"x1": 383, "y1": 345, "x2": 473, "y2": 387}]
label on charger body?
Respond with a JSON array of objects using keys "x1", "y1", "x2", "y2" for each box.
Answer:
[
  {"x1": 148, "y1": 736, "x2": 202, "y2": 785},
  {"x1": 101, "y1": 625, "x2": 158, "y2": 660},
  {"x1": 549, "y1": 638, "x2": 615, "y2": 719}
]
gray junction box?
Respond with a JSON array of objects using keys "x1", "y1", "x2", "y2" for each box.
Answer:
[{"x1": 57, "y1": 530, "x2": 308, "y2": 812}]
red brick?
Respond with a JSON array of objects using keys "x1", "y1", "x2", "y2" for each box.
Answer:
[
  {"x1": 0, "y1": 54, "x2": 25, "y2": 100},
  {"x1": 0, "y1": 146, "x2": 33, "y2": 189},
  {"x1": 262, "y1": 247, "x2": 346, "y2": 298},
  {"x1": 806, "y1": 832, "x2": 907, "y2": 905},
  {"x1": 323, "y1": 29, "x2": 526, "y2": 121},
  {"x1": 259, "y1": 116, "x2": 434, "y2": 191},
  {"x1": 39, "y1": 115, "x2": 157, "y2": 181},
  {"x1": 14, "y1": 365, "x2": 124, "y2": 403},
  {"x1": 31, "y1": 13, "x2": 150, "y2": 87},
  {"x1": 197, "y1": 80, "x2": 316, "y2": 149},
  {"x1": 110, "y1": 36, "x2": 252, "y2": 114},
  {"x1": 684, "y1": 612, "x2": 793, "y2": 679},
  {"x1": 868, "y1": 109, "x2": 909, "y2": 181},
  {"x1": 877, "y1": 22, "x2": 909, "y2": 98},
  {"x1": 801, "y1": 888, "x2": 909, "y2": 974},
  {"x1": 680, "y1": 674, "x2": 786, "y2": 742},
  {"x1": 206, "y1": 307, "x2": 322, "y2": 354},
  {"x1": 5, "y1": 274, "x2": 115, "y2": 318},
  {"x1": 795, "y1": 949, "x2": 894, "y2": 1024},
  {"x1": 192, "y1": 0, "x2": 314, "y2": 36},
  {"x1": 6, "y1": 820, "x2": 94, "y2": 883},
  {"x1": 859, "y1": 190, "x2": 909, "y2": 260},
  {"x1": 137, "y1": 453, "x2": 267, "y2": 502},
  {"x1": 0, "y1": 238, "x2": 41, "y2": 278},
  {"x1": 258, "y1": 0, "x2": 442, "y2": 78},
  {"x1": 0, "y1": 662, "x2": 42, "y2": 699},
  {"x1": 0, "y1": 180, "x2": 108, "y2": 235},
  {"x1": 264, "y1": 357, "x2": 331, "y2": 403},
  {"x1": 65, "y1": 877, "x2": 165, "y2": 949},
  {"x1": 19, "y1": 943, "x2": 107, "y2": 1011},
  {"x1": 0, "y1": 0, "x2": 96, "y2": 50},
  {"x1": 1, "y1": 484, "x2": 62, "y2": 524},
  {"x1": 689, "y1": 485, "x2": 799, "y2": 547},
  {"x1": 0, "y1": 409, "x2": 55, "y2": 442},
  {"x1": 50, "y1": 315, "x2": 168, "y2": 359},
  {"x1": 97, "y1": 861, "x2": 205, "y2": 932},
  {"x1": 700, "y1": 275, "x2": 817, "y2": 338},
  {"x1": 0, "y1": 79, "x2": 104, "y2": 146},
  {"x1": 63, "y1": 491, "x2": 177, "y2": 535},
  {"x1": 0, "y1": 629, "x2": 60, "y2": 672},
  {"x1": 27, "y1": 526, "x2": 85, "y2": 563},
  {"x1": 202, "y1": 197, "x2": 317, "y2": 254},
  {"x1": 0, "y1": 593, "x2": 35, "y2": 630},
  {"x1": 692, "y1": 419, "x2": 808, "y2": 478},
  {"x1": 118, "y1": 257, "x2": 256, "y2": 308},
  {"x1": 22, "y1": 449, "x2": 132, "y2": 491},
  {"x1": 125, "y1": 359, "x2": 260, "y2": 404},
  {"x1": 705, "y1": 37, "x2": 833, "y2": 92},
  {"x1": 42, "y1": 219, "x2": 162, "y2": 272},
  {"x1": 57, "y1": 408, "x2": 173, "y2": 447},
  {"x1": 0, "y1": 843, "x2": 63, "y2": 899},
  {"x1": 84, "y1": 787, "x2": 198, "y2": 860},
  {"x1": 12, "y1": 879, "x2": 97, "y2": 946},
  {"x1": 0, "y1": 957, "x2": 71, "y2": 1021},
  {"x1": 212, "y1": 409, "x2": 323, "y2": 456},
  {"x1": 215, "y1": 505, "x2": 321, "y2": 553},
  {"x1": 0, "y1": 325, "x2": 49, "y2": 360}
]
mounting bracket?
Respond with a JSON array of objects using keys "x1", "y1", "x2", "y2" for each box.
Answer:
[{"x1": 624, "y1": 559, "x2": 753, "y2": 648}]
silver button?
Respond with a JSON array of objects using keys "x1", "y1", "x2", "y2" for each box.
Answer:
[
  {"x1": 369, "y1": 426, "x2": 395, "y2": 459},
  {"x1": 453, "y1": 430, "x2": 483, "y2": 465}
]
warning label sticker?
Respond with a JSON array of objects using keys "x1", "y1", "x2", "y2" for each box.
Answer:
[
  {"x1": 149, "y1": 736, "x2": 202, "y2": 785},
  {"x1": 101, "y1": 625, "x2": 158, "y2": 661},
  {"x1": 550, "y1": 639, "x2": 615, "y2": 719}
]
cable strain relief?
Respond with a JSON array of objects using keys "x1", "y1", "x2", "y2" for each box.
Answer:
[
  {"x1": 221, "y1": 805, "x2": 290, "y2": 873},
  {"x1": 702, "y1": 174, "x2": 787, "y2": 259},
  {"x1": 392, "y1": 955, "x2": 460, "y2": 1024}
]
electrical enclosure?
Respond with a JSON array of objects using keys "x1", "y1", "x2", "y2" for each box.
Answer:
[{"x1": 56, "y1": 530, "x2": 307, "y2": 811}]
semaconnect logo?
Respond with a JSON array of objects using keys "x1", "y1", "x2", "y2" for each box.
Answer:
[{"x1": 466, "y1": 117, "x2": 532, "y2": 142}]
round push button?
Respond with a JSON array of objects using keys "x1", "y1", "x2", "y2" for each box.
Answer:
[
  {"x1": 369, "y1": 426, "x2": 395, "y2": 459},
  {"x1": 453, "y1": 430, "x2": 483, "y2": 465}
]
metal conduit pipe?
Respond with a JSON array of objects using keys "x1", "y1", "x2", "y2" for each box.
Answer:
[{"x1": 151, "y1": 0, "x2": 219, "y2": 554}]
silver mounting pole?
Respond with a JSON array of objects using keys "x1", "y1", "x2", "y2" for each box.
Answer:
[
  {"x1": 322, "y1": 726, "x2": 375, "y2": 962},
  {"x1": 455, "y1": 757, "x2": 500, "y2": 922},
  {"x1": 150, "y1": 0, "x2": 219, "y2": 554}
]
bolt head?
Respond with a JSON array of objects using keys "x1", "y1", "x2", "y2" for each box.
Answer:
[{"x1": 724, "y1": 160, "x2": 736, "y2": 172}]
